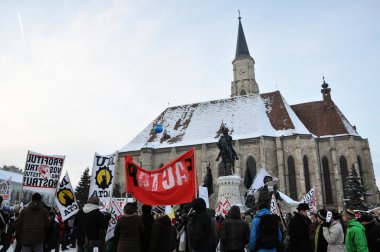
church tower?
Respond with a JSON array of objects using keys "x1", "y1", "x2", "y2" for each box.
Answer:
[{"x1": 231, "y1": 16, "x2": 259, "y2": 97}]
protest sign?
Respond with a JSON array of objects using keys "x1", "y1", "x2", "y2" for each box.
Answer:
[
  {"x1": 0, "y1": 178, "x2": 12, "y2": 202},
  {"x1": 55, "y1": 172, "x2": 79, "y2": 221},
  {"x1": 23, "y1": 151, "x2": 65, "y2": 194},
  {"x1": 89, "y1": 152, "x2": 117, "y2": 204},
  {"x1": 125, "y1": 149, "x2": 196, "y2": 205},
  {"x1": 198, "y1": 186, "x2": 209, "y2": 208},
  {"x1": 270, "y1": 194, "x2": 281, "y2": 216},
  {"x1": 216, "y1": 198, "x2": 231, "y2": 217},
  {"x1": 301, "y1": 186, "x2": 317, "y2": 211},
  {"x1": 105, "y1": 198, "x2": 124, "y2": 241},
  {"x1": 113, "y1": 198, "x2": 127, "y2": 209}
]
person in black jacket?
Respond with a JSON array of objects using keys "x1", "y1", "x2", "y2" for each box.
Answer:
[
  {"x1": 75, "y1": 196, "x2": 110, "y2": 252},
  {"x1": 314, "y1": 209, "x2": 328, "y2": 252},
  {"x1": 141, "y1": 205, "x2": 154, "y2": 252},
  {"x1": 150, "y1": 206, "x2": 176, "y2": 252},
  {"x1": 358, "y1": 214, "x2": 380, "y2": 252},
  {"x1": 187, "y1": 198, "x2": 211, "y2": 252},
  {"x1": 288, "y1": 203, "x2": 312, "y2": 252}
]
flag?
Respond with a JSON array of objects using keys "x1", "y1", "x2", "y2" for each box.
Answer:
[
  {"x1": 89, "y1": 152, "x2": 117, "y2": 205},
  {"x1": 23, "y1": 150, "x2": 65, "y2": 194},
  {"x1": 55, "y1": 172, "x2": 79, "y2": 221},
  {"x1": 301, "y1": 186, "x2": 317, "y2": 211},
  {"x1": 105, "y1": 198, "x2": 124, "y2": 241},
  {"x1": 247, "y1": 168, "x2": 278, "y2": 196},
  {"x1": 0, "y1": 177, "x2": 12, "y2": 202},
  {"x1": 270, "y1": 194, "x2": 281, "y2": 216},
  {"x1": 125, "y1": 149, "x2": 196, "y2": 205}
]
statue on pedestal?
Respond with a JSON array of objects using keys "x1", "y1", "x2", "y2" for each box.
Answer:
[{"x1": 216, "y1": 126, "x2": 238, "y2": 176}]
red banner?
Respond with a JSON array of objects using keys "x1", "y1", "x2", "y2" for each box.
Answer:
[{"x1": 125, "y1": 149, "x2": 197, "y2": 205}]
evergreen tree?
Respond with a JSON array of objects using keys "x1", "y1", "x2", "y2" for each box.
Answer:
[
  {"x1": 343, "y1": 167, "x2": 369, "y2": 210},
  {"x1": 75, "y1": 167, "x2": 91, "y2": 208}
]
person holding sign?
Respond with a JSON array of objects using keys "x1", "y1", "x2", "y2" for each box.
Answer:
[{"x1": 321, "y1": 211, "x2": 345, "y2": 252}]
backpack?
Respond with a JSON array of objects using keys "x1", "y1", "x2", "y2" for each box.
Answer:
[{"x1": 255, "y1": 214, "x2": 279, "y2": 251}]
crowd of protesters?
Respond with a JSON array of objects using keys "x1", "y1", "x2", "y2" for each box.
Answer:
[{"x1": 0, "y1": 194, "x2": 380, "y2": 252}]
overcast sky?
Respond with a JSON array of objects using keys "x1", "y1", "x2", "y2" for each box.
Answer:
[{"x1": 0, "y1": 0, "x2": 379, "y2": 188}]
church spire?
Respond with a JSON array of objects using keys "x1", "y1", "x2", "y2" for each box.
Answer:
[
  {"x1": 231, "y1": 12, "x2": 259, "y2": 97},
  {"x1": 234, "y1": 13, "x2": 251, "y2": 61}
]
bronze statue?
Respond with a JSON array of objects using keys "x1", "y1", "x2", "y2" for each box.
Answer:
[{"x1": 216, "y1": 126, "x2": 238, "y2": 175}]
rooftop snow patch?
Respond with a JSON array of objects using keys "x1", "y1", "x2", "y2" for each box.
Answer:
[{"x1": 120, "y1": 93, "x2": 311, "y2": 152}]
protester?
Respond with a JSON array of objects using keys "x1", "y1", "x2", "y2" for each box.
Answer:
[
  {"x1": 249, "y1": 201, "x2": 282, "y2": 252},
  {"x1": 43, "y1": 211, "x2": 62, "y2": 252},
  {"x1": 207, "y1": 208, "x2": 219, "y2": 252},
  {"x1": 358, "y1": 214, "x2": 380, "y2": 252},
  {"x1": 0, "y1": 207, "x2": 12, "y2": 252},
  {"x1": 75, "y1": 196, "x2": 110, "y2": 252},
  {"x1": 313, "y1": 209, "x2": 328, "y2": 252},
  {"x1": 342, "y1": 209, "x2": 369, "y2": 252},
  {"x1": 220, "y1": 205, "x2": 250, "y2": 252},
  {"x1": 141, "y1": 205, "x2": 154, "y2": 252},
  {"x1": 288, "y1": 203, "x2": 312, "y2": 252},
  {"x1": 19, "y1": 193, "x2": 50, "y2": 252},
  {"x1": 150, "y1": 206, "x2": 177, "y2": 252},
  {"x1": 321, "y1": 211, "x2": 345, "y2": 252},
  {"x1": 114, "y1": 203, "x2": 145, "y2": 252},
  {"x1": 187, "y1": 198, "x2": 212, "y2": 252},
  {"x1": 309, "y1": 213, "x2": 319, "y2": 252}
]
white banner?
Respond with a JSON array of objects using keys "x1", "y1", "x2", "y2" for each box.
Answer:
[
  {"x1": 270, "y1": 194, "x2": 280, "y2": 216},
  {"x1": 89, "y1": 152, "x2": 118, "y2": 204},
  {"x1": 216, "y1": 198, "x2": 231, "y2": 217},
  {"x1": 0, "y1": 178, "x2": 12, "y2": 202},
  {"x1": 55, "y1": 172, "x2": 79, "y2": 221},
  {"x1": 105, "y1": 198, "x2": 124, "y2": 241},
  {"x1": 198, "y1": 186, "x2": 209, "y2": 208},
  {"x1": 301, "y1": 186, "x2": 317, "y2": 211},
  {"x1": 113, "y1": 198, "x2": 127, "y2": 209},
  {"x1": 23, "y1": 150, "x2": 65, "y2": 194},
  {"x1": 247, "y1": 168, "x2": 278, "y2": 196}
]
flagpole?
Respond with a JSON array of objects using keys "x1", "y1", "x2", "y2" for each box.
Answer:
[
  {"x1": 19, "y1": 150, "x2": 30, "y2": 207},
  {"x1": 51, "y1": 155, "x2": 66, "y2": 210}
]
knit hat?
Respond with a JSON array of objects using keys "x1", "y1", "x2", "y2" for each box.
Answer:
[
  {"x1": 297, "y1": 203, "x2": 310, "y2": 211},
  {"x1": 317, "y1": 209, "x2": 327, "y2": 221},
  {"x1": 87, "y1": 196, "x2": 100, "y2": 205},
  {"x1": 153, "y1": 206, "x2": 165, "y2": 214},
  {"x1": 342, "y1": 209, "x2": 355, "y2": 219},
  {"x1": 124, "y1": 203, "x2": 138, "y2": 215}
]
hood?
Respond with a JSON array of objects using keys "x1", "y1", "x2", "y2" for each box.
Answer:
[
  {"x1": 156, "y1": 215, "x2": 171, "y2": 227},
  {"x1": 83, "y1": 203, "x2": 99, "y2": 213},
  {"x1": 28, "y1": 201, "x2": 44, "y2": 211},
  {"x1": 256, "y1": 208, "x2": 270, "y2": 217},
  {"x1": 347, "y1": 219, "x2": 365, "y2": 230}
]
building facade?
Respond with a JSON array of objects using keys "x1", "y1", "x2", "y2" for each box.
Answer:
[{"x1": 116, "y1": 18, "x2": 379, "y2": 210}]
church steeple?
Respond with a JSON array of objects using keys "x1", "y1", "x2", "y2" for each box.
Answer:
[{"x1": 231, "y1": 14, "x2": 259, "y2": 97}]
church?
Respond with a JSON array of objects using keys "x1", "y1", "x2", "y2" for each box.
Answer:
[{"x1": 116, "y1": 17, "x2": 379, "y2": 210}]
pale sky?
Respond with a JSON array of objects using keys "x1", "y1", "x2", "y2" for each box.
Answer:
[{"x1": 0, "y1": 0, "x2": 379, "y2": 188}]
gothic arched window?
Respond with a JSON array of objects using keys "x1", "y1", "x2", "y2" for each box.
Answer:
[
  {"x1": 244, "y1": 156, "x2": 257, "y2": 189},
  {"x1": 240, "y1": 89, "x2": 247, "y2": 96},
  {"x1": 303, "y1": 155, "x2": 311, "y2": 192},
  {"x1": 340, "y1": 156, "x2": 348, "y2": 195},
  {"x1": 322, "y1": 156, "x2": 333, "y2": 204},
  {"x1": 288, "y1": 156, "x2": 297, "y2": 200}
]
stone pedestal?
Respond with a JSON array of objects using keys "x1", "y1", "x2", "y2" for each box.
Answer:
[{"x1": 217, "y1": 175, "x2": 245, "y2": 211}]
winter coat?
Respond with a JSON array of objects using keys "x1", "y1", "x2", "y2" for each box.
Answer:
[
  {"x1": 314, "y1": 224, "x2": 328, "y2": 252},
  {"x1": 75, "y1": 204, "x2": 110, "y2": 244},
  {"x1": 344, "y1": 220, "x2": 368, "y2": 252},
  {"x1": 322, "y1": 220, "x2": 346, "y2": 252},
  {"x1": 141, "y1": 212, "x2": 154, "y2": 252},
  {"x1": 150, "y1": 215, "x2": 175, "y2": 252},
  {"x1": 114, "y1": 214, "x2": 145, "y2": 252},
  {"x1": 363, "y1": 221, "x2": 380, "y2": 252},
  {"x1": 289, "y1": 212, "x2": 312, "y2": 252},
  {"x1": 187, "y1": 210, "x2": 212, "y2": 252},
  {"x1": 220, "y1": 218, "x2": 250, "y2": 251},
  {"x1": 249, "y1": 208, "x2": 282, "y2": 252},
  {"x1": 19, "y1": 201, "x2": 49, "y2": 245}
]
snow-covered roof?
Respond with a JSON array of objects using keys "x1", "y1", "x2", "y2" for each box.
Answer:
[
  {"x1": 120, "y1": 92, "x2": 311, "y2": 152},
  {"x1": 0, "y1": 170, "x2": 23, "y2": 184}
]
